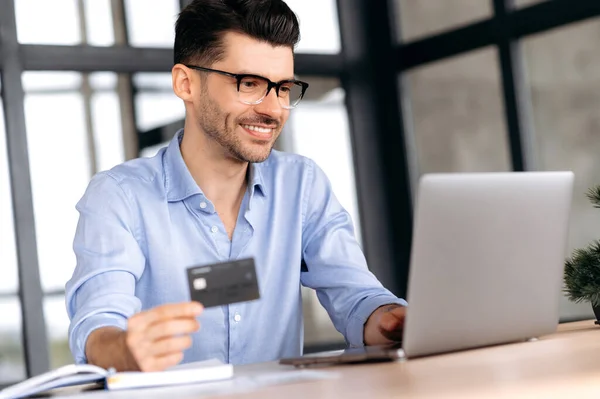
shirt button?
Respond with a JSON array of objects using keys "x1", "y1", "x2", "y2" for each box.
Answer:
[
  {"x1": 199, "y1": 201, "x2": 207, "y2": 209},
  {"x1": 233, "y1": 313, "x2": 241, "y2": 322},
  {"x1": 210, "y1": 226, "x2": 218, "y2": 233}
]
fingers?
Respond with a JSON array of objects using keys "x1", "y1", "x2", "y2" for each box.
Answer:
[
  {"x1": 150, "y1": 335, "x2": 193, "y2": 357},
  {"x1": 125, "y1": 302, "x2": 203, "y2": 371},
  {"x1": 129, "y1": 302, "x2": 203, "y2": 331},
  {"x1": 380, "y1": 311, "x2": 404, "y2": 331},
  {"x1": 378, "y1": 325, "x2": 404, "y2": 342},
  {"x1": 140, "y1": 352, "x2": 185, "y2": 372},
  {"x1": 145, "y1": 319, "x2": 201, "y2": 341}
]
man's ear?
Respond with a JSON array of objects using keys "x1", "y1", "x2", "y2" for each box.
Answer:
[{"x1": 172, "y1": 64, "x2": 195, "y2": 101}]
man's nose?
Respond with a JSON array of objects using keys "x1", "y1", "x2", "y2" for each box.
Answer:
[{"x1": 253, "y1": 88, "x2": 284, "y2": 119}]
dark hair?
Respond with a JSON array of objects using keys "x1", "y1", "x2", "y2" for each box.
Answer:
[{"x1": 174, "y1": 0, "x2": 300, "y2": 66}]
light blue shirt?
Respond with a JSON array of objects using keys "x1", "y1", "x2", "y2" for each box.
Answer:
[{"x1": 66, "y1": 130, "x2": 406, "y2": 365}]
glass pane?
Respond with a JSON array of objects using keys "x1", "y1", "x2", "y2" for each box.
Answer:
[
  {"x1": 283, "y1": 0, "x2": 341, "y2": 54},
  {"x1": 405, "y1": 47, "x2": 510, "y2": 177},
  {"x1": 23, "y1": 72, "x2": 125, "y2": 293},
  {"x1": 125, "y1": 0, "x2": 179, "y2": 48},
  {"x1": 84, "y1": 0, "x2": 115, "y2": 46},
  {"x1": 0, "y1": 85, "x2": 19, "y2": 295},
  {"x1": 45, "y1": 296, "x2": 72, "y2": 369},
  {"x1": 22, "y1": 72, "x2": 82, "y2": 92},
  {"x1": 0, "y1": 298, "x2": 26, "y2": 383},
  {"x1": 522, "y1": 19, "x2": 600, "y2": 321},
  {"x1": 134, "y1": 73, "x2": 184, "y2": 153},
  {"x1": 15, "y1": 0, "x2": 81, "y2": 45},
  {"x1": 302, "y1": 286, "x2": 344, "y2": 349},
  {"x1": 90, "y1": 74, "x2": 125, "y2": 172},
  {"x1": 285, "y1": 77, "x2": 355, "y2": 348},
  {"x1": 289, "y1": 77, "x2": 361, "y2": 245},
  {"x1": 394, "y1": 0, "x2": 492, "y2": 42},
  {"x1": 89, "y1": 72, "x2": 118, "y2": 91}
]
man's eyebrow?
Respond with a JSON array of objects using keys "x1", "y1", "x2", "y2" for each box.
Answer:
[{"x1": 236, "y1": 71, "x2": 296, "y2": 81}]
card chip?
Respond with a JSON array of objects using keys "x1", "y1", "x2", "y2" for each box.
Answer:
[{"x1": 193, "y1": 277, "x2": 207, "y2": 290}]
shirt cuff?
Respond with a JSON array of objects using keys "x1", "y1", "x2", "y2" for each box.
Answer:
[
  {"x1": 70, "y1": 313, "x2": 128, "y2": 364},
  {"x1": 346, "y1": 296, "x2": 408, "y2": 348}
]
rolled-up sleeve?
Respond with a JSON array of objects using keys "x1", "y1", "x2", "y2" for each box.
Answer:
[
  {"x1": 300, "y1": 161, "x2": 407, "y2": 348},
  {"x1": 65, "y1": 172, "x2": 145, "y2": 364}
]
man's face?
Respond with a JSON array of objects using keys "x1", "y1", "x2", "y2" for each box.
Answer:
[{"x1": 194, "y1": 32, "x2": 294, "y2": 163}]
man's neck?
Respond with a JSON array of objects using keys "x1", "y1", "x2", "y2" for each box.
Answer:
[{"x1": 180, "y1": 129, "x2": 248, "y2": 210}]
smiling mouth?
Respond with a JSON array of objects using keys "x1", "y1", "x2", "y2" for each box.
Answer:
[{"x1": 240, "y1": 124, "x2": 276, "y2": 139}]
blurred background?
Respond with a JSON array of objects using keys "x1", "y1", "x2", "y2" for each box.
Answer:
[{"x1": 1, "y1": 0, "x2": 600, "y2": 384}]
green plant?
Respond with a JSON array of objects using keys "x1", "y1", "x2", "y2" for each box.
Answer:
[{"x1": 564, "y1": 185, "x2": 600, "y2": 307}]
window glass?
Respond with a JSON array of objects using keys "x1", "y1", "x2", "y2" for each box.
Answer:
[
  {"x1": 0, "y1": 298, "x2": 25, "y2": 383},
  {"x1": 125, "y1": 0, "x2": 179, "y2": 47},
  {"x1": 289, "y1": 77, "x2": 361, "y2": 245},
  {"x1": 23, "y1": 71, "x2": 127, "y2": 368},
  {"x1": 285, "y1": 77, "x2": 358, "y2": 349},
  {"x1": 404, "y1": 47, "x2": 510, "y2": 180},
  {"x1": 45, "y1": 296, "x2": 72, "y2": 369},
  {"x1": 522, "y1": 18, "x2": 600, "y2": 320},
  {"x1": 284, "y1": 0, "x2": 341, "y2": 53},
  {"x1": 16, "y1": 0, "x2": 81, "y2": 45},
  {"x1": 134, "y1": 73, "x2": 184, "y2": 155},
  {"x1": 23, "y1": 72, "x2": 125, "y2": 297},
  {"x1": 83, "y1": 0, "x2": 115, "y2": 46},
  {"x1": 394, "y1": 0, "x2": 492, "y2": 42},
  {"x1": 90, "y1": 74, "x2": 125, "y2": 171},
  {"x1": 23, "y1": 72, "x2": 90, "y2": 295}
]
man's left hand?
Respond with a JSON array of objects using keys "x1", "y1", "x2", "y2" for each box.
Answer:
[{"x1": 363, "y1": 304, "x2": 406, "y2": 346}]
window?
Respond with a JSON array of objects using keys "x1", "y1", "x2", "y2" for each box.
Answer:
[
  {"x1": 283, "y1": 77, "x2": 358, "y2": 349},
  {"x1": 16, "y1": 0, "x2": 114, "y2": 46},
  {"x1": 15, "y1": 0, "x2": 81, "y2": 45},
  {"x1": 522, "y1": 19, "x2": 600, "y2": 321},
  {"x1": 125, "y1": 0, "x2": 180, "y2": 48},
  {"x1": 394, "y1": 0, "x2": 492, "y2": 42},
  {"x1": 288, "y1": 77, "x2": 361, "y2": 245},
  {"x1": 134, "y1": 73, "x2": 185, "y2": 156},
  {"x1": 83, "y1": 0, "x2": 115, "y2": 46},
  {"x1": 0, "y1": 87, "x2": 26, "y2": 383},
  {"x1": 283, "y1": 0, "x2": 341, "y2": 54},
  {"x1": 88, "y1": 73, "x2": 125, "y2": 171},
  {"x1": 22, "y1": 71, "x2": 127, "y2": 367},
  {"x1": 44, "y1": 298, "x2": 72, "y2": 369},
  {"x1": 0, "y1": 299, "x2": 25, "y2": 383},
  {"x1": 404, "y1": 47, "x2": 510, "y2": 180}
]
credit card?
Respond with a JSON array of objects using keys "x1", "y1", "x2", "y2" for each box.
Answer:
[{"x1": 186, "y1": 258, "x2": 260, "y2": 308}]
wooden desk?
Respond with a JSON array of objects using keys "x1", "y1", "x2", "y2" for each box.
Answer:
[
  {"x1": 63, "y1": 321, "x2": 600, "y2": 399},
  {"x1": 226, "y1": 321, "x2": 600, "y2": 399}
]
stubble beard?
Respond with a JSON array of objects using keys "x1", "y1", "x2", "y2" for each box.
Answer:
[{"x1": 197, "y1": 94, "x2": 280, "y2": 164}]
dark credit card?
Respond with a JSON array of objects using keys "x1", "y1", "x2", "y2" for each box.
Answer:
[{"x1": 186, "y1": 258, "x2": 260, "y2": 308}]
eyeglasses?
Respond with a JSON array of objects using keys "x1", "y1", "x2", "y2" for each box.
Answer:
[{"x1": 184, "y1": 65, "x2": 309, "y2": 109}]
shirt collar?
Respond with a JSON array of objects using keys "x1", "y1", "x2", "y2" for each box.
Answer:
[{"x1": 164, "y1": 129, "x2": 267, "y2": 202}]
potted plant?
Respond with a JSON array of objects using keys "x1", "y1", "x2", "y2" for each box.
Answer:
[{"x1": 564, "y1": 185, "x2": 600, "y2": 325}]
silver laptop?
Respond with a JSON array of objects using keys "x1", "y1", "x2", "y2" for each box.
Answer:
[
  {"x1": 402, "y1": 171, "x2": 574, "y2": 358},
  {"x1": 280, "y1": 171, "x2": 574, "y2": 367}
]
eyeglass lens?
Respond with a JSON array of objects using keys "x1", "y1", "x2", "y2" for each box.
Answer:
[{"x1": 238, "y1": 76, "x2": 304, "y2": 108}]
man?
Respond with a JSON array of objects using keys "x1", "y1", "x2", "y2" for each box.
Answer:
[{"x1": 66, "y1": 0, "x2": 407, "y2": 373}]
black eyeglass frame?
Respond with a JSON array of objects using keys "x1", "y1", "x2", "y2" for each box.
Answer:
[{"x1": 184, "y1": 64, "x2": 309, "y2": 109}]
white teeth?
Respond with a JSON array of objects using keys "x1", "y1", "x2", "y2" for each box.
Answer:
[{"x1": 242, "y1": 124, "x2": 272, "y2": 134}]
